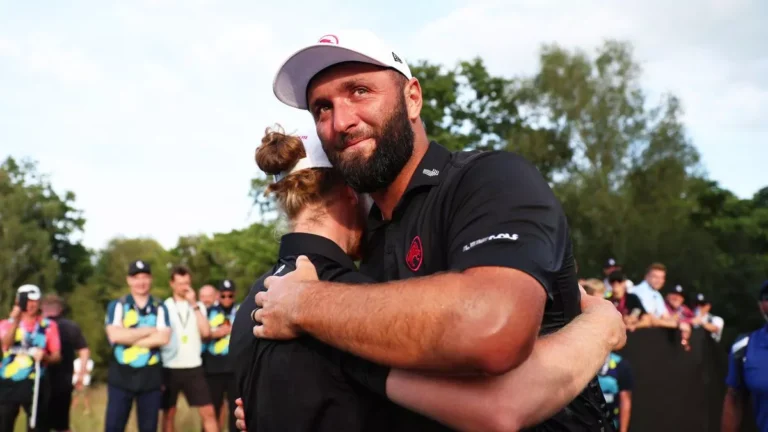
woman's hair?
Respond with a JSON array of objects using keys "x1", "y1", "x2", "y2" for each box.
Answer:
[
  {"x1": 581, "y1": 278, "x2": 605, "y2": 296},
  {"x1": 255, "y1": 125, "x2": 344, "y2": 220}
]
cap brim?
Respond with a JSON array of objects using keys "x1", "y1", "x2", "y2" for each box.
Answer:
[
  {"x1": 27, "y1": 292, "x2": 41, "y2": 301},
  {"x1": 273, "y1": 44, "x2": 393, "y2": 110}
]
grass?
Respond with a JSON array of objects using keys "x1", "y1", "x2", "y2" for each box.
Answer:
[{"x1": 14, "y1": 384, "x2": 231, "y2": 432}]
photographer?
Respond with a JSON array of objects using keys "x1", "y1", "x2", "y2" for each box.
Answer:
[{"x1": 0, "y1": 284, "x2": 62, "y2": 431}]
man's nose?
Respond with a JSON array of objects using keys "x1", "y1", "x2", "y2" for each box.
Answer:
[{"x1": 332, "y1": 102, "x2": 358, "y2": 135}]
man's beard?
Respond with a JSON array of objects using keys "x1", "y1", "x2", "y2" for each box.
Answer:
[{"x1": 324, "y1": 97, "x2": 414, "y2": 194}]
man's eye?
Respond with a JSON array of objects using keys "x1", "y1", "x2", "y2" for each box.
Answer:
[{"x1": 354, "y1": 87, "x2": 368, "y2": 95}]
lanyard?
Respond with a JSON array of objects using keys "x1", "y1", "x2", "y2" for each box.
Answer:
[{"x1": 176, "y1": 302, "x2": 192, "y2": 329}]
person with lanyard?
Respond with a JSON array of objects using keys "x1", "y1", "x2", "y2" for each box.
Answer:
[
  {"x1": 160, "y1": 265, "x2": 218, "y2": 432},
  {"x1": 721, "y1": 280, "x2": 768, "y2": 432},
  {"x1": 229, "y1": 124, "x2": 626, "y2": 432},
  {"x1": 104, "y1": 260, "x2": 171, "y2": 432},
  {"x1": 247, "y1": 29, "x2": 613, "y2": 431},
  {"x1": 0, "y1": 284, "x2": 61, "y2": 431},
  {"x1": 40, "y1": 293, "x2": 90, "y2": 432},
  {"x1": 201, "y1": 280, "x2": 239, "y2": 432}
]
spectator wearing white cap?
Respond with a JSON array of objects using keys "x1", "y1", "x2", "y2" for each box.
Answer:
[
  {"x1": 692, "y1": 293, "x2": 724, "y2": 342},
  {"x1": 0, "y1": 284, "x2": 62, "y2": 431}
]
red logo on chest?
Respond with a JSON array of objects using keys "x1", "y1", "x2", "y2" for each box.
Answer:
[{"x1": 406, "y1": 236, "x2": 423, "y2": 271}]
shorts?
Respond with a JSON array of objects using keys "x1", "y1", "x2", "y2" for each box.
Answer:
[
  {"x1": 48, "y1": 384, "x2": 73, "y2": 431},
  {"x1": 161, "y1": 367, "x2": 212, "y2": 409}
]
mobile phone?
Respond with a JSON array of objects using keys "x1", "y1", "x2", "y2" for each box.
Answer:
[
  {"x1": 17, "y1": 292, "x2": 29, "y2": 311},
  {"x1": 630, "y1": 308, "x2": 641, "y2": 319}
]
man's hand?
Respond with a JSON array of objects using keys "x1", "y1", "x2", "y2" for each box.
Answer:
[
  {"x1": 29, "y1": 347, "x2": 45, "y2": 363},
  {"x1": 185, "y1": 288, "x2": 197, "y2": 305},
  {"x1": 9, "y1": 305, "x2": 20, "y2": 320},
  {"x1": 74, "y1": 374, "x2": 85, "y2": 391},
  {"x1": 252, "y1": 255, "x2": 319, "y2": 340},
  {"x1": 579, "y1": 286, "x2": 627, "y2": 351},
  {"x1": 234, "y1": 398, "x2": 247, "y2": 431}
]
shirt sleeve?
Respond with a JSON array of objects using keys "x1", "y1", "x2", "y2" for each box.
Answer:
[
  {"x1": 725, "y1": 336, "x2": 749, "y2": 389},
  {"x1": 45, "y1": 320, "x2": 62, "y2": 354},
  {"x1": 339, "y1": 352, "x2": 390, "y2": 397},
  {"x1": 72, "y1": 323, "x2": 88, "y2": 350},
  {"x1": 157, "y1": 304, "x2": 170, "y2": 329},
  {"x1": 445, "y1": 152, "x2": 568, "y2": 296},
  {"x1": 617, "y1": 360, "x2": 634, "y2": 392},
  {"x1": 627, "y1": 295, "x2": 647, "y2": 316},
  {"x1": 105, "y1": 300, "x2": 123, "y2": 327}
]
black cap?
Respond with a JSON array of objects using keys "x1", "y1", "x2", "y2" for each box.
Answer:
[
  {"x1": 608, "y1": 270, "x2": 626, "y2": 284},
  {"x1": 695, "y1": 293, "x2": 710, "y2": 305},
  {"x1": 128, "y1": 260, "x2": 151, "y2": 276},
  {"x1": 604, "y1": 258, "x2": 620, "y2": 269},
  {"x1": 218, "y1": 279, "x2": 235, "y2": 292},
  {"x1": 668, "y1": 284, "x2": 686, "y2": 297},
  {"x1": 760, "y1": 280, "x2": 768, "y2": 300}
]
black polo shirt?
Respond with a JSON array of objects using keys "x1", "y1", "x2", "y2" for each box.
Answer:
[
  {"x1": 230, "y1": 233, "x2": 392, "y2": 432},
  {"x1": 359, "y1": 142, "x2": 612, "y2": 432}
]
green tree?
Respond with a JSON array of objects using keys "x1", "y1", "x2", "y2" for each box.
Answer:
[{"x1": 0, "y1": 157, "x2": 91, "y2": 315}]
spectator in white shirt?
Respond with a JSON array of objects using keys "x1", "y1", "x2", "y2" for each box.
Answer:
[
  {"x1": 632, "y1": 263, "x2": 678, "y2": 329},
  {"x1": 160, "y1": 265, "x2": 218, "y2": 432},
  {"x1": 692, "y1": 293, "x2": 725, "y2": 342}
]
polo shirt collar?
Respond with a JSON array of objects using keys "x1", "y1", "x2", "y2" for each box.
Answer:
[
  {"x1": 367, "y1": 141, "x2": 452, "y2": 226},
  {"x1": 279, "y1": 232, "x2": 356, "y2": 271},
  {"x1": 403, "y1": 141, "x2": 452, "y2": 193}
]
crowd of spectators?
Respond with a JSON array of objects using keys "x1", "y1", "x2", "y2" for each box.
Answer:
[{"x1": 580, "y1": 259, "x2": 725, "y2": 349}]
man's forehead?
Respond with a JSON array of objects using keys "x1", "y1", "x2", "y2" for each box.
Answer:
[{"x1": 308, "y1": 63, "x2": 396, "y2": 98}]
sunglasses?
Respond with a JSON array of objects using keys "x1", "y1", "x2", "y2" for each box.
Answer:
[{"x1": 220, "y1": 293, "x2": 234, "y2": 299}]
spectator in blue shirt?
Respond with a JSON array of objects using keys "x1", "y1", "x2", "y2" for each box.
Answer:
[
  {"x1": 597, "y1": 352, "x2": 634, "y2": 432},
  {"x1": 721, "y1": 280, "x2": 768, "y2": 432}
]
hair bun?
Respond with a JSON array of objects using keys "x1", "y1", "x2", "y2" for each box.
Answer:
[{"x1": 255, "y1": 125, "x2": 307, "y2": 176}]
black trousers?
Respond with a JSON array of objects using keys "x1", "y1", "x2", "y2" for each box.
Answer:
[
  {"x1": 0, "y1": 389, "x2": 50, "y2": 432},
  {"x1": 205, "y1": 373, "x2": 237, "y2": 432}
]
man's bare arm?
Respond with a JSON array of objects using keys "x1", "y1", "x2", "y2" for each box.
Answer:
[
  {"x1": 384, "y1": 293, "x2": 624, "y2": 432},
  {"x1": 619, "y1": 391, "x2": 632, "y2": 432},
  {"x1": 195, "y1": 306, "x2": 211, "y2": 339},
  {"x1": 134, "y1": 328, "x2": 171, "y2": 348},
  {"x1": 258, "y1": 261, "x2": 546, "y2": 375},
  {"x1": 1, "y1": 322, "x2": 19, "y2": 352},
  {"x1": 106, "y1": 325, "x2": 154, "y2": 346},
  {"x1": 721, "y1": 387, "x2": 745, "y2": 432}
]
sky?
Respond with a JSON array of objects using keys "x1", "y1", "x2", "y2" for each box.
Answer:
[{"x1": 1, "y1": 0, "x2": 767, "y2": 251}]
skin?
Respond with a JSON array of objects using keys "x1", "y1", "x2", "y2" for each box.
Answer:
[
  {"x1": 254, "y1": 63, "x2": 546, "y2": 375},
  {"x1": 3, "y1": 296, "x2": 62, "y2": 365},
  {"x1": 199, "y1": 285, "x2": 218, "y2": 309},
  {"x1": 721, "y1": 298, "x2": 768, "y2": 432},
  {"x1": 692, "y1": 302, "x2": 722, "y2": 335},
  {"x1": 163, "y1": 272, "x2": 216, "y2": 432},
  {"x1": 642, "y1": 269, "x2": 679, "y2": 329}
]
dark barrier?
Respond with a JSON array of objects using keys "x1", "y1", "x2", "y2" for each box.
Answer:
[{"x1": 615, "y1": 328, "x2": 757, "y2": 432}]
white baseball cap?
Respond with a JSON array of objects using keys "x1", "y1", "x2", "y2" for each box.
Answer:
[
  {"x1": 273, "y1": 29, "x2": 412, "y2": 110},
  {"x1": 273, "y1": 125, "x2": 333, "y2": 182},
  {"x1": 17, "y1": 284, "x2": 42, "y2": 301}
]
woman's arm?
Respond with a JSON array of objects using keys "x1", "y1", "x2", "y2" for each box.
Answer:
[{"x1": 385, "y1": 289, "x2": 626, "y2": 432}]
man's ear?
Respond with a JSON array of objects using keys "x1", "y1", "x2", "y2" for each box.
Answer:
[{"x1": 403, "y1": 77, "x2": 423, "y2": 121}]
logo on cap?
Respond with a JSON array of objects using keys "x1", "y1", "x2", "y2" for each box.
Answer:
[
  {"x1": 675, "y1": 285, "x2": 683, "y2": 292},
  {"x1": 392, "y1": 52, "x2": 402, "y2": 63},
  {"x1": 608, "y1": 258, "x2": 616, "y2": 266},
  {"x1": 697, "y1": 293, "x2": 705, "y2": 302},
  {"x1": 136, "y1": 261, "x2": 145, "y2": 269},
  {"x1": 224, "y1": 280, "x2": 231, "y2": 288},
  {"x1": 406, "y1": 236, "x2": 423, "y2": 272},
  {"x1": 318, "y1": 34, "x2": 339, "y2": 45}
]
